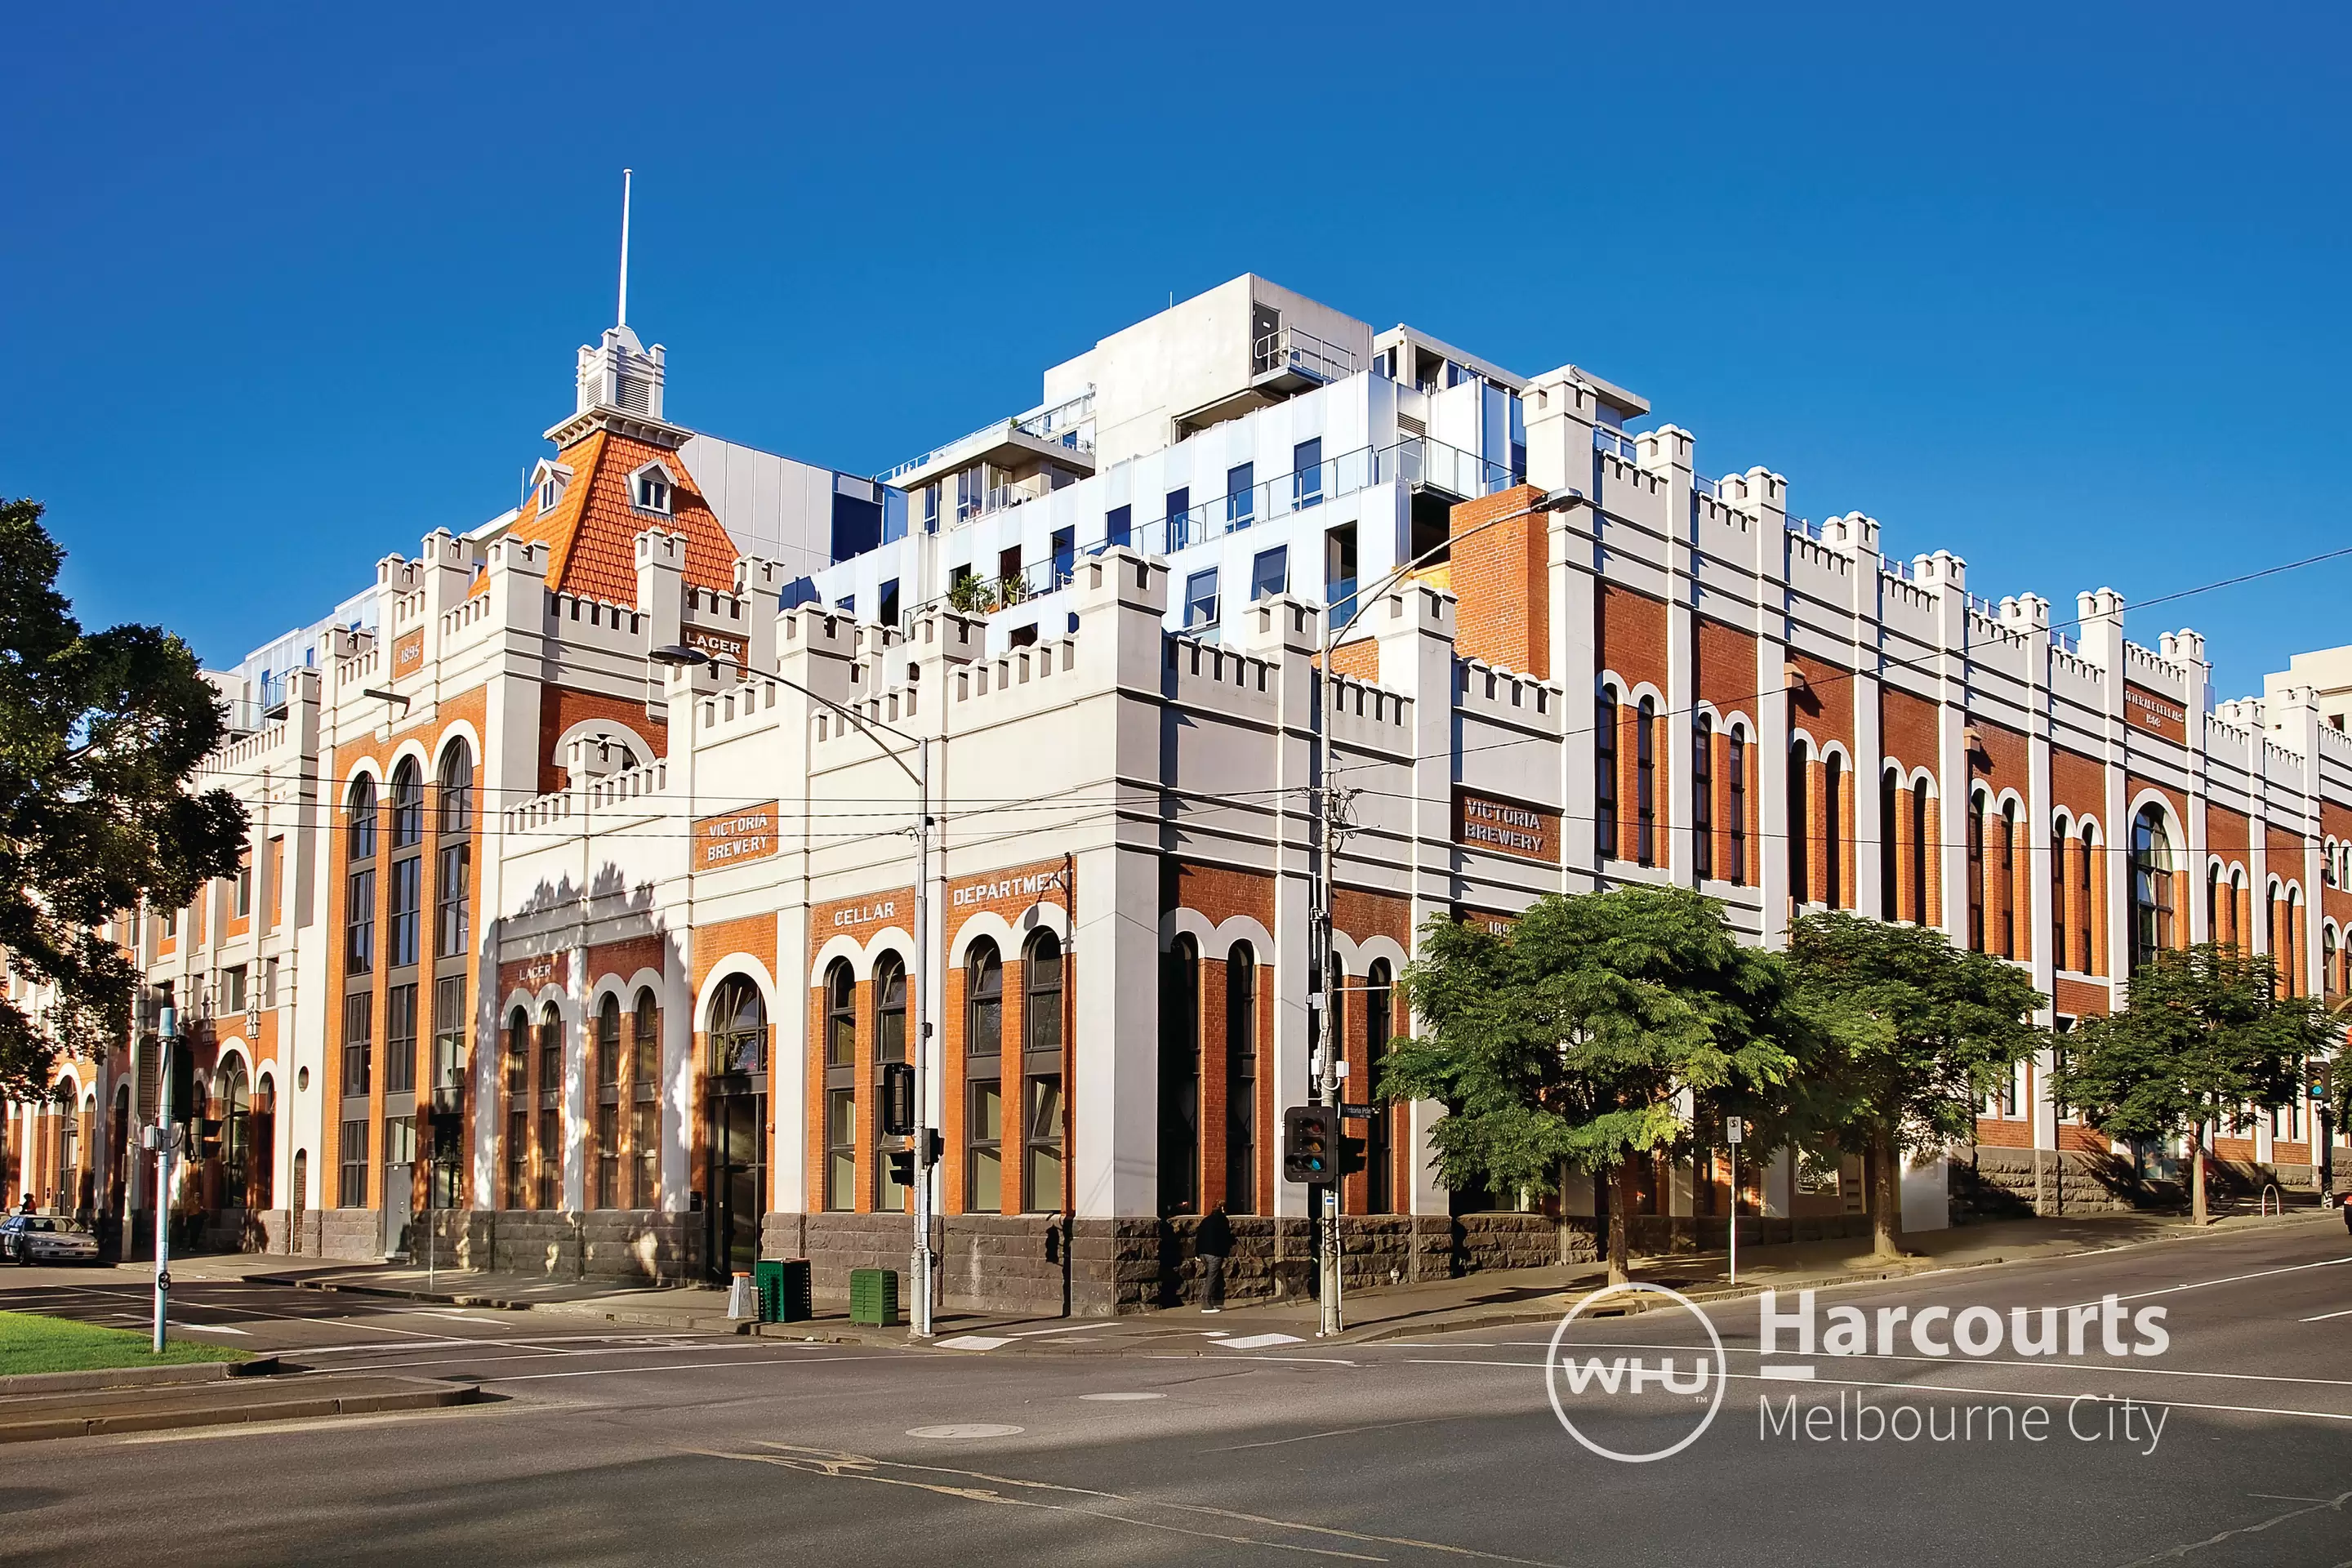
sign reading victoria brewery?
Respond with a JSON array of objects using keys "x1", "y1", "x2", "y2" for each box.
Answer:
[
  {"x1": 1454, "y1": 791, "x2": 1559, "y2": 862},
  {"x1": 695, "y1": 802, "x2": 778, "y2": 870}
]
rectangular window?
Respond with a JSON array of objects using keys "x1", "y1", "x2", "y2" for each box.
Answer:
[
  {"x1": 506, "y1": 1110, "x2": 528, "y2": 1208},
  {"x1": 539, "y1": 1018, "x2": 562, "y2": 1104},
  {"x1": 968, "y1": 1080, "x2": 1003, "y2": 1212},
  {"x1": 1692, "y1": 720, "x2": 1714, "y2": 881},
  {"x1": 633, "y1": 1002, "x2": 660, "y2": 1089},
  {"x1": 1105, "y1": 504, "x2": 1131, "y2": 550},
  {"x1": 1022, "y1": 1074, "x2": 1065, "y2": 1214},
  {"x1": 536, "y1": 1108, "x2": 559, "y2": 1210},
  {"x1": 596, "y1": 1103, "x2": 619, "y2": 1209},
  {"x1": 346, "y1": 870, "x2": 375, "y2": 973},
  {"x1": 1728, "y1": 733, "x2": 1748, "y2": 886},
  {"x1": 1635, "y1": 700, "x2": 1656, "y2": 867},
  {"x1": 222, "y1": 964, "x2": 247, "y2": 1016},
  {"x1": 1595, "y1": 693, "x2": 1618, "y2": 861},
  {"x1": 1184, "y1": 569, "x2": 1219, "y2": 630},
  {"x1": 162, "y1": 909, "x2": 177, "y2": 939},
  {"x1": 1165, "y1": 487, "x2": 1191, "y2": 549},
  {"x1": 1050, "y1": 528, "x2": 1075, "y2": 586},
  {"x1": 1226, "y1": 462, "x2": 1254, "y2": 525},
  {"x1": 436, "y1": 844, "x2": 470, "y2": 959},
  {"x1": 824, "y1": 1089, "x2": 855, "y2": 1212},
  {"x1": 342, "y1": 992, "x2": 372, "y2": 1095},
  {"x1": 878, "y1": 577, "x2": 900, "y2": 628},
  {"x1": 339, "y1": 1120, "x2": 368, "y2": 1208},
  {"x1": 383, "y1": 1114, "x2": 416, "y2": 1168},
  {"x1": 1293, "y1": 438, "x2": 1323, "y2": 507},
  {"x1": 432, "y1": 976, "x2": 466, "y2": 1100},
  {"x1": 388, "y1": 857, "x2": 421, "y2": 968},
  {"x1": 234, "y1": 855, "x2": 252, "y2": 918},
  {"x1": 385, "y1": 983, "x2": 417, "y2": 1094},
  {"x1": 1788, "y1": 750, "x2": 1811, "y2": 906},
  {"x1": 632, "y1": 1101, "x2": 658, "y2": 1208},
  {"x1": 1251, "y1": 547, "x2": 1288, "y2": 603}
]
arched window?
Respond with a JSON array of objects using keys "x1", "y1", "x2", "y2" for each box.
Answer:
[
  {"x1": 594, "y1": 996, "x2": 621, "y2": 1208},
  {"x1": 536, "y1": 1002, "x2": 564, "y2": 1210},
  {"x1": 1823, "y1": 751, "x2": 1845, "y2": 909},
  {"x1": 815, "y1": 963, "x2": 854, "y2": 1212},
  {"x1": 965, "y1": 938, "x2": 1004, "y2": 1212},
  {"x1": 1727, "y1": 728, "x2": 1748, "y2": 885},
  {"x1": 821, "y1": 961, "x2": 855, "y2": 1069},
  {"x1": 438, "y1": 740, "x2": 474, "y2": 835},
  {"x1": 1226, "y1": 942, "x2": 1258, "y2": 1215},
  {"x1": 1882, "y1": 773, "x2": 1903, "y2": 920},
  {"x1": 1999, "y1": 799, "x2": 2020, "y2": 958},
  {"x1": 1912, "y1": 785, "x2": 1933, "y2": 927},
  {"x1": 2288, "y1": 888, "x2": 2306, "y2": 998},
  {"x1": 875, "y1": 956, "x2": 907, "y2": 1065},
  {"x1": 2078, "y1": 824, "x2": 2097, "y2": 971},
  {"x1": 1364, "y1": 958, "x2": 1395, "y2": 1214},
  {"x1": 504, "y1": 1006, "x2": 529, "y2": 1094},
  {"x1": 2051, "y1": 817, "x2": 2069, "y2": 967},
  {"x1": 390, "y1": 759, "x2": 424, "y2": 849},
  {"x1": 630, "y1": 987, "x2": 660, "y2": 1206},
  {"x1": 220, "y1": 1058, "x2": 251, "y2": 1210},
  {"x1": 1692, "y1": 715, "x2": 1714, "y2": 881},
  {"x1": 1634, "y1": 697, "x2": 1657, "y2": 866},
  {"x1": 596, "y1": 995, "x2": 621, "y2": 1089},
  {"x1": 1967, "y1": 791, "x2": 1988, "y2": 951},
  {"x1": 634, "y1": 987, "x2": 661, "y2": 1083},
  {"x1": 1594, "y1": 690, "x2": 1619, "y2": 862},
  {"x1": 347, "y1": 776, "x2": 376, "y2": 862},
  {"x1": 1788, "y1": 742, "x2": 1811, "y2": 906},
  {"x1": 2130, "y1": 804, "x2": 2176, "y2": 969},
  {"x1": 1022, "y1": 930, "x2": 1065, "y2": 1212},
  {"x1": 2328, "y1": 924, "x2": 2341, "y2": 997},
  {"x1": 1159, "y1": 934, "x2": 1200, "y2": 1216},
  {"x1": 2207, "y1": 863, "x2": 2225, "y2": 948},
  {"x1": 709, "y1": 976, "x2": 765, "y2": 1076}
]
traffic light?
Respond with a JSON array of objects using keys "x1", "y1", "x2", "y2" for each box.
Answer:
[
  {"x1": 1283, "y1": 1105, "x2": 1337, "y2": 1185},
  {"x1": 887, "y1": 1145, "x2": 916, "y2": 1188},
  {"x1": 1339, "y1": 1134, "x2": 1368, "y2": 1176},
  {"x1": 881, "y1": 1062, "x2": 915, "y2": 1137}
]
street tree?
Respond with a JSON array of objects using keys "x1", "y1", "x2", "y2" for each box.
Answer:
[
  {"x1": 1784, "y1": 912, "x2": 2046, "y2": 1258},
  {"x1": 1383, "y1": 886, "x2": 1795, "y2": 1284},
  {"x1": 2051, "y1": 942, "x2": 2327, "y2": 1225},
  {"x1": 0, "y1": 498, "x2": 246, "y2": 1102}
]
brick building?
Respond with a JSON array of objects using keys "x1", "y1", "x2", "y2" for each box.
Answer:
[{"x1": 7, "y1": 274, "x2": 2349, "y2": 1312}]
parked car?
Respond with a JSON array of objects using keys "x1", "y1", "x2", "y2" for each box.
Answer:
[{"x1": 0, "y1": 1214, "x2": 104, "y2": 1266}]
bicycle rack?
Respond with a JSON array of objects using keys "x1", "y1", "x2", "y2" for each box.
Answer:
[{"x1": 2259, "y1": 1183, "x2": 2285, "y2": 1217}]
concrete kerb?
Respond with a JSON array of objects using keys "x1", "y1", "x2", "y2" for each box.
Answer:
[
  {"x1": 0, "y1": 1356, "x2": 280, "y2": 1397},
  {"x1": 0, "y1": 1375, "x2": 482, "y2": 1445}
]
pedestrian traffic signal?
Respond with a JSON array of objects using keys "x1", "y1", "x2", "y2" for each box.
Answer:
[
  {"x1": 881, "y1": 1062, "x2": 915, "y2": 1136},
  {"x1": 1339, "y1": 1134, "x2": 1368, "y2": 1175},
  {"x1": 887, "y1": 1145, "x2": 916, "y2": 1188},
  {"x1": 1283, "y1": 1106, "x2": 1337, "y2": 1185}
]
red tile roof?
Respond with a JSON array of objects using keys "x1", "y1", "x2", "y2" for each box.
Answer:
[{"x1": 486, "y1": 428, "x2": 740, "y2": 604}]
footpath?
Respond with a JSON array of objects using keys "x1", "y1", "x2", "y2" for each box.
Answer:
[{"x1": 157, "y1": 1203, "x2": 2349, "y2": 1356}]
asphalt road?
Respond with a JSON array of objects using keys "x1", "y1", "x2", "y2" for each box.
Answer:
[{"x1": 6, "y1": 1222, "x2": 2352, "y2": 1566}]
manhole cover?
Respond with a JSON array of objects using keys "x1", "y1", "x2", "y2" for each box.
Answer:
[{"x1": 905, "y1": 1423, "x2": 1023, "y2": 1439}]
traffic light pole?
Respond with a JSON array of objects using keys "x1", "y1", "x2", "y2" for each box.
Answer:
[
  {"x1": 909, "y1": 736, "x2": 934, "y2": 1339},
  {"x1": 153, "y1": 1005, "x2": 176, "y2": 1353}
]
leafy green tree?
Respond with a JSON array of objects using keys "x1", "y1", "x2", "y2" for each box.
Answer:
[
  {"x1": 2051, "y1": 942, "x2": 2327, "y2": 1225},
  {"x1": 0, "y1": 499, "x2": 246, "y2": 1101},
  {"x1": 1784, "y1": 913, "x2": 2047, "y2": 1258},
  {"x1": 1382, "y1": 886, "x2": 1796, "y2": 1284}
]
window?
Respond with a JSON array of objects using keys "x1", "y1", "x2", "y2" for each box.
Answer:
[
  {"x1": 1823, "y1": 753, "x2": 1844, "y2": 908},
  {"x1": 633, "y1": 466, "x2": 672, "y2": 514},
  {"x1": 161, "y1": 908, "x2": 177, "y2": 939},
  {"x1": 1293, "y1": 438, "x2": 1323, "y2": 507},
  {"x1": 824, "y1": 961, "x2": 856, "y2": 1069},
  {"x1": 234, "y1": 855, "x2": 252, "y2": 918},
  {"x1": 2078, "y1": 827, "x2": 2096, "y2": 971},
  {"x1": 1158, "y1": 935, "x2": 1201, "y2": 1216},
  {"x1": 632, "y1": 988, "x2": 660, "y2": 1089},
  {"x1": 1184, "y1": 569, "x2": 1219, "y2": 630},
  {"x1": 1788, "y1": 744, "x2": 1811, "y2": 906},
  {"x1": 341, "y1": 993, "x2": 372, "y2": 1094},
  {"x1": 1226, "y1": 462, "x2": 1254, "y2": 525},
  {"x1": 597, "y1": 996, "x2": 621, "y2": 1090},
  {"x1": 438, "y1": 741, "x2": 473, "y2": 835},
  {"x1": 537, "y1": 474, "x2": 564, "y2": 514},
  {"x1": 1226, "y1": 942, "x2": 1257, "y2": 1215},
  {"x1": 2328, "y1": 925, "x2": 2340, "y2": 996},
  {"x1": 632, "y1": 1101, "x2": 657, "y2": 1208},
  {"x1": 824, "y1": 1088, "x2": 855, "y2": 1212},
  {"x1": 967, "y1": 1080, "x2": 1003, "y2": 1213},
  {"x1": 339, "y1": 1120, "x2": 368, "y2": 1208},
  {"x1": 1024, "y1": 931, "x2": 1062, "y2": 1057},
  {"x1": 431, "y1": 976, "x2": 466, "y2": 1099},
  {"x1": 1364, "y1": 959, "x2": 1394, "y2": 1214},
  {"x1": 390, "y1": 760, "x2": 423, "y2": 849},
  {"x1": 1999, "y1": 800, "x2": 2020, "y2": 958},
  {"x1": 1165, "y1": 487, "x2": 1192, "y2": 549},
  {"x1": 1050, "y1": 529, "x2": 1075, "y2": 586},
  {"x1": 538, "y1": 1003, "x2": 564, "y2": 1109},
  {"x1": 1595, "y1": 692, "x2": 1619, "y2": 861},
  {"x1": 1967, "y1": 791, "x2": 1987, "y2": 951},
  {"x1": 1728, "y1": 730, "x2": 1748, "y2": 885},
  {"x1": 505, "y1": 1109, "x2": 528, "y2": 1208},
  {"x1": 1913, "y1": 786, "x2": 1934, "y2": 926},
  {"x1": 2056, "y1": 820, "x2": 2074, "y2": 966},
  {"x1": 967, "y1": 942, "x2": 1002, "y2": 1058},
  {"x1": 875, "y1": 956, "x2": 906, "y2": 1065},
  {"x1": 346, "y1": 868, "x2": 375, "y2": 973},
  {"x1": 1023, "y1": 1074, "x2": 1065, "y2": 1214},
  {"x1": 436, "y1": 844, "x2": 470, "y2": 958},
  {"x1": 1106, "y1": 504, "x2": 1132, "y2": 550},
  {"x1": 385, "y1": 983, "x2": 416, "y2": 1094},
  {"x1": 347, "y1": 777, "x2": 376, "y2": 862},
  {"x1": 2131, "y1": 804, "x2": 2175, "y2": 969},
  {"x1": 388, "y1": 857, "x2": 421, "y2": 967},
  {"x1": 1635, "y1": 697, "x2": 1657, "y2": 867},
  {"x1": 504, "y1": 1008, "x2": 528, "y2": 1094},
  {"x1": 1251, "y1": 547, "x2": 1289, "y2": 602},
  {"x1": 1693, "y1": 716, "x2": 1714, "y2": 882},
  {"x1": 222, "y1": 964, "x2": 247, "y2": 1016},
  {"x1": 922, "y1": 483, "x2": 941, "y2": 531},
  {"x1": 1882, "y1": 773, "x2": 1902, "y2": 920},
  {"x1": 879, "y1": 577, "x2": 901, "y2": 627},
  {"x1": 536, "y1": 1107, "x2": 559, "y2": 1210},
  {"x1": 595, "y1": 1103, "x2": 619, "y2": 1209},
  {"x1": 709, "y1": 976, "x2": 766, "y2": 1076}
]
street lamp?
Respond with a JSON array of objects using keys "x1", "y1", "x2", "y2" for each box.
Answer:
[
  {"x1": 1308, "y1": 485, "x2": 1587, "y2": 1337},
  {"x1": 151, "y1": 1001, "x2": 178, "y2": 1352},
  {"x1": 649, "y1": 644, "x2": 940, "y2": 1339}
]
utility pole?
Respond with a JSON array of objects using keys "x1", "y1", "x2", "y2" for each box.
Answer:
[
  {"x1": 910, "y1": 736, "x2": 935, "y2": 1339},
  {"x1": 152, "y1": 1004, "x2": 176, "y2": 1353}
]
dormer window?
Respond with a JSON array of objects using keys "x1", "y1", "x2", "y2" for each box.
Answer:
[
  {"x1": 630, "y1": 462, "x2": 675, "y2": 515},
  {"x1": 530, "y1": 461, "x2": 572, "y2": 518}
]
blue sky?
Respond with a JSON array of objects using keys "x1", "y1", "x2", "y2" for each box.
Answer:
[{"x1": 6, "y1": 3, "x2": 2348, "y2": 697}]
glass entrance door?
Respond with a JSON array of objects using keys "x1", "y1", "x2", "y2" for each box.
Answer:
[{"x1": 706, "y1": 1089, "x2": 765, "y2": 1281}]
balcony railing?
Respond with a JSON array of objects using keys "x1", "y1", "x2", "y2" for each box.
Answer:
[
  {"x1": 1253, "y1": 327, "x2": 1356, "y2": 385},
  {"x1": 880, "y1": 389, "x2": 1097, "y2": 487}
]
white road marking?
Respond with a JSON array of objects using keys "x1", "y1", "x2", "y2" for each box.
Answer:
[
  {"x1": 1005, "y1": 1322, "x2": 1100, "y2": 1338},
  {"x1": 176, "y1": 1323, "x2": 252, "y2": 1335},
  {"x1": 1758, "y1": 1365, "x2": 1815, "y2": 1379},
  {"x1": 2302, "y1": 1307, "x2": 2352, "y2": 1322},
  {"x1": 2074, "y1": 1252, "x2": 2352, "y2": 1308},
  {"x1": 1079, "y1": 1392, "x2": 1165, "y2": 1401},
  {"x1": 905, "y1": 1423, "x2": 1023, "y2": 1439},
  {"x1": 480, "y1": 1353, "x2": 884, "y2": 1382},
  {"x1": 1217, "y1": 1332, "x2": 1305, "y2": 1350},
  {"x1": 936, "y1": 1335, "x2": 1014, "y2": 1352}
]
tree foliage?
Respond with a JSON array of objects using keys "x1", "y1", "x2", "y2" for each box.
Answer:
[
  {"x1": 0, "y1": 499, "x2": 246, "y2": 1101},
  {"x1": 1382, "y1": 886, "x2": 1795, "y2": 1277},
  {"x1": 2051, "y1": 942, "x2": 2326, "y2": 1223},
  {"x1": 1783, "y1": 912, "x2": 2047, "y2": 1254}
]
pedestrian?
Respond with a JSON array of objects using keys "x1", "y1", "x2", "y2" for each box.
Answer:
[
  {"x1": 2341, "y1": 1191, "x2": 2351, "y2": 1237},
  {"x1": 1196, "y1": 1202, "x2": 1232, "y2": 1314},
  {"x1": 14, "y1": 1193, "x2": 29, "y2": 1217}
]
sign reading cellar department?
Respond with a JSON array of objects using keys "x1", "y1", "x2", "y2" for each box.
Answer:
[
  {"x1": 695, "y1": 802, "x2": 778, "y2": 869},
  {"x1": 1455, "y1": 791, "x2": 1559, "y2": 862}
]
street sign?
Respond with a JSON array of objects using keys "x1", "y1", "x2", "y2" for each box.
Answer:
[
  {"x1": 1341, "y1": 1102, "x2": 1376, "y2": 1120},
  {"x1": 1726, "y1": 1116, "x2": 1745, "y2": 1146}
]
